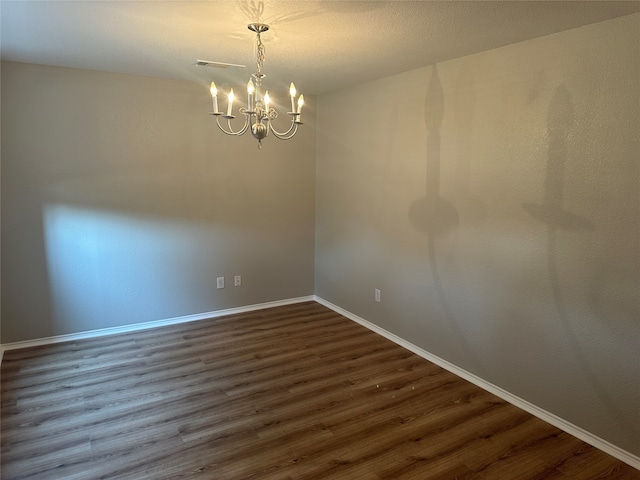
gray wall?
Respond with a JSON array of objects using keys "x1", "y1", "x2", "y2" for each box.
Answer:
[
  {"x1": 1, "y1": 61, "x2": 316, "y2": 343},
  {"x1": 315, "y1": 14, "x2": 639, "y2": 456}
]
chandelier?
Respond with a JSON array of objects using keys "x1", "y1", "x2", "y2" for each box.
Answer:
[{"x1": 209, "y1": 23, "x2": 304, "y2": 149}]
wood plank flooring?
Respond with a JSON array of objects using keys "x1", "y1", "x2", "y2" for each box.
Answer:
[{"x1": 1, "y1": 301, "x2": 638, "y2": 479}]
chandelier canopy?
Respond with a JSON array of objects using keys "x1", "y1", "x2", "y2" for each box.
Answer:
[{"x1": 209, "y1": 23, "x2": 304, "y2": 149}]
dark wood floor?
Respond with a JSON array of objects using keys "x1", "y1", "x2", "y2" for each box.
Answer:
[{"x1": 1, "y1": 301, "x2": 638, "y2": 479}]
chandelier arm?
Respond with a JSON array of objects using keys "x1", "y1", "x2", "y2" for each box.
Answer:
[
  {"x1": 268, "y1": 121, "x2": 299, "y2": 140},
  {"x1": 214, "y1": 114, "x2": 250, "y2": 136}
]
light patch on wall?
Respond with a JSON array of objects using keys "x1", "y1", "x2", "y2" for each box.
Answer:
[{"x1": 42, "y1": 204, "x2": 218, "y2": 333}]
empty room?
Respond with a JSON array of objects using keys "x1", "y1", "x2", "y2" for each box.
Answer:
[{"x1": 1, "y1": 1, "x2": 639, "y2": 478}]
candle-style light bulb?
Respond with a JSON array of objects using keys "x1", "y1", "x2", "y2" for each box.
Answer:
[
  {"x1": 297, "y1": 94, "x2": 304, "y2": 120},
  {"x1": 210, "y1": 82, "x2": 219, "y2": 114},
  {"x1": 227, "y1": 88, "x2": 235, "y2": 116},
  {"x1": 264, "y1": 91, "x2": 271, "y2": 112},
  {"x1": 247, "y1": 80, "x2": 255, "y2": 111},
  {"x1": 289, "y1": 82, "x2": 297, "y2": 113}
]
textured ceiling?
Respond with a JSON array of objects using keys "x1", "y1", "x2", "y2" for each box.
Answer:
[{"x1": 2, "y1": 1, "x2": 639, "y2": 95}]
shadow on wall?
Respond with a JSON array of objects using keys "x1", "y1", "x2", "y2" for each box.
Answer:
[
  {"x1": 522, "y1": 86, "x2": 593, "y2": 231},
  {"x1": 454, "y1": 64, "x2": 487, "y2": 225},
  {"x1": 522, "y1": 85, "x2": 637, "y2": 443},
  {"x1": 408, "y1": 65, "x2": 487, "y2": 369},
  {"x1": 408, "y1": 65, "x2": 459, "y2": 237}
]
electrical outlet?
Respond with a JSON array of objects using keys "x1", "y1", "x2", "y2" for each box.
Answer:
[
  {"x1": 234, "y1": 275, "x2": 241, "y2": 287},
  {"x1": 217, "y1": 277, "x2": 225, "y2": 289},
  {"x1": 375, "y1": 289, "x2": 381, "y2": 303}
]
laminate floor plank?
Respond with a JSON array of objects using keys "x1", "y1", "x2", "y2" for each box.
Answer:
[{"x1": 2, "y1": 301, "x2": 638, "y2": 479}]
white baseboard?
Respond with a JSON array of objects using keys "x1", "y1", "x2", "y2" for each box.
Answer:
[
  {"x1": 314, "y1": 296, "x2": 640, "y2": 471},
  {"x1": 0, "y1": 296, "x2": 315, "y2": 353}
]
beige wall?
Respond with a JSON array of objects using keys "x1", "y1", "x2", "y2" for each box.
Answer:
[
  {"x1": 315, "y1": 14, "x2": 639, "y2": 456},
  {"x1": 1, "y1": 62, "x2": 316, "y2": 343}
]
